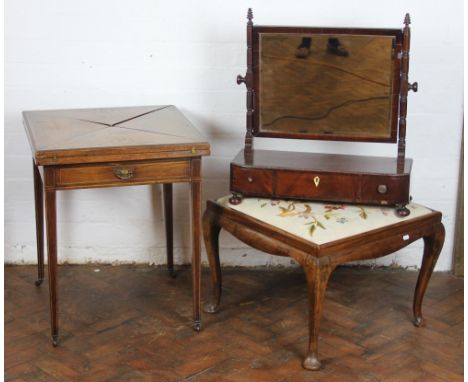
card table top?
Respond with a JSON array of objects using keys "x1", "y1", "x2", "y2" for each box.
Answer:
[{"x1": 23, "y1": 105, "x2": 210, "y2": 165}]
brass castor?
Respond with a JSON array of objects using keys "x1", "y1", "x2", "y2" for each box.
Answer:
[
  {"x1": 192, "y1": 321, "x2": 201, "y2": 332},
  {"x1": 51, "y1": 334, "x2": 59, "y2": 347},
  {"x1": 303, "y1": 353, "x2": 321, "y2": 371},
  {"x1": 413, "y1": 316, "x2": 424, "y2": 327}
]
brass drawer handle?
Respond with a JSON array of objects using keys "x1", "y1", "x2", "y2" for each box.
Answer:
[{"x1": 113, "y1": 167, "x2": 134, "y2": 180}]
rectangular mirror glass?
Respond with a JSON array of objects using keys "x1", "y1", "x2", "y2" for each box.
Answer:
[{"x1": 257, "y1": 32, "x2": 397, "y2": 140}]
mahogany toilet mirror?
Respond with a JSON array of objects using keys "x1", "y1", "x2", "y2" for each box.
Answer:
[{"x1": 229, "y1": 9, "x2": 418, "y2": 216}]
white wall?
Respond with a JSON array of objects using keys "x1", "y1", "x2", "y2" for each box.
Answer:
[{"x1": 5, "y1": 0, "x2": 463, "y2": 270}]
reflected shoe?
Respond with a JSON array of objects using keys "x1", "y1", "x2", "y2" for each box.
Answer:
[
  {"x1": 296, "y1": 37, "x2": 312, "y2": 59},
  {"x1": 327, "y1": 38, "x2": 349, "y2": 57}
]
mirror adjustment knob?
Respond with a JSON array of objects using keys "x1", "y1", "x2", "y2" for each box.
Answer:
[
  {"x1": 408, "y1": 82, "x2": 418, "y2": 92},
  {"x1": 377, "y1": 184, "x2": 388, "y2": 194},
  {"x1": 237, "y1": 75, "x2": 246, "y2": 85}
]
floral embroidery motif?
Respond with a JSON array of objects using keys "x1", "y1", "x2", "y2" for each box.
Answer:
[
  {"x1": 271, "y1": 200, "x2": 372, "y2": 236},
  {"x1": 278, "y1": 203, "x2": 296, "y2": 217},
  {"x1": 323, "y1": 204, "x2": 345, "y2": 220},
  {"x1": 357, "y1": 206, "x2": 368, "y2": 220},
  {"x1": 221, "y1": 196, "x2": 431, "y2": 245},
  {"x1": 276, "y1": 203, "x2": 326, "y2": 236}
]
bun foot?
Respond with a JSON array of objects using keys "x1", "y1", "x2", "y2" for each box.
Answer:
[
  {"x1": 192, "y1": 321, "x2": 201, "y2": 332},
  {"x1": 34, "y1": 278, "x2": 44, "y2": 286},
  {"x1": 395, "y1": 205, "x2": 410, "y2": 217},
  {"x1": 51, "y1": 335, "x2": 59, "y2": 347},
  {"x1": 203, "y1": 302, "x2": 219, "y2": 314},
  {"x1": 303, "y1": 354, "x2": 321, "y2": 371},
  {"x1": 228, "y1": 194, "x2": 242, "y2": 205},
  {"x1": 413, "y1": 316, "x2": 424, "y2": 327}
]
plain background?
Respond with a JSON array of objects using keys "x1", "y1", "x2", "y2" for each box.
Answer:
[{"x1": 4, "y1": 0, "x2": 463, "y2": 270}]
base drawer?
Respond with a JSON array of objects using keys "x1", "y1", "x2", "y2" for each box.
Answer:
[
  {"x1": 276, "y1": 171, "x2": 359, "y2": 202},
  {"x1": 231, "y1": 165, "x2": 274, "y2": 196},
  {"x1": 361, "y1": 175, "x2": 410, "y2": 205}
]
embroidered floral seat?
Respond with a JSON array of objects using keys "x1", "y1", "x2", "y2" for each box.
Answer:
[{"x1": 217, "y1": 196, "x2": 433, "y2": 245}]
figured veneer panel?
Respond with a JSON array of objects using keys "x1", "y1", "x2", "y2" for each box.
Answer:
[
  {"x1": 275, "y1": 172, "x2": 359, "y2": 202},
  {"x1": 361, "y1": 174, "x2": 410, "y2": 205},
  {"x1": 231, "y1": 165, "x2": 274, "y2": 195}
]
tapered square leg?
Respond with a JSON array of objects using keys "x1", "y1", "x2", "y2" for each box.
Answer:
[
  {"x1": 45, "y1": 188, "x2": 58, "y2": 346},
  {"x1": 191, "y1": 179, "x2": 202, "y2": 332},
  {"x1": 202, "y1": 209, "x2": 222, "y2": 313},
  {"x1": 33, "y1": 160, "x2": 44, "y2": 286},
  {"x1": 163, "y1": 183, "x2": 176, "y2": 278}
]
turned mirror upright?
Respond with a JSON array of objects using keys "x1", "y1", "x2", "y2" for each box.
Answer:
[{"x1": 230, "y1": 10, "x2": 418, "y2": 216}]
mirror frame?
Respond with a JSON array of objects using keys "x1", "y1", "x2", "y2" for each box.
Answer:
[{"x1": 251, "y1": 26, "x2": 403, "y2": 143}]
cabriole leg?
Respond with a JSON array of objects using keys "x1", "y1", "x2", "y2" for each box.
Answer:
[
  {"x1": 413, "y1": 223, "x2": 445, "y2": 327},
  {"x1": 302, "y1": 259, "x2": 334, "y2": 371}
]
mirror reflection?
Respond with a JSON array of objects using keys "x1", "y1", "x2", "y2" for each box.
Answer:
[{"x1": 259, "y1": 33, "x2": 395, "y2": 138}]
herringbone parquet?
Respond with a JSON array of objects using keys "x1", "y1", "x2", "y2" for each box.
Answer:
[{"x1": 4, "y1": 265, "x2": 463, "y2": 381}]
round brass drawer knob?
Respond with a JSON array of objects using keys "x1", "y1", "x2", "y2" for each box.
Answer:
[
  {"x1": 377, "y1": 184, "x2": 388, "y2": 194},
  {"x1": 247, "y1": 176, "x2": 254, "y2": 183}
]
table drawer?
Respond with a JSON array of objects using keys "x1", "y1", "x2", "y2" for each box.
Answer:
[
  {"x1": 276, "y1": 171, "x2": 358, "y2": 202},
  {"x1": 231, "y1": 165, "x2": 274, "y2": 196},
  {"x1": 56, "y1": 160, "x2": 191, "y2": 188}
]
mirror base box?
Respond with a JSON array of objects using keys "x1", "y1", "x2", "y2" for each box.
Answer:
[{"x1": 230, "y1": 149, "x2": 411, "y2": 207}]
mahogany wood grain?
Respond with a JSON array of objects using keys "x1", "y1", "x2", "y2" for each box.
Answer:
[
  {"x1": 275, "y1": 171, "x2": 359, "y2": 202},
  {"x1": 33, "y1": 160, "x2": 44, "y2": 286},
  {"x1": 230, "y1": 165, "x2": 274, "y2": 195},
  {"x1": 203, "y1": 200, "x2": 444, "y2": 370},
  {"x1": 230, "y1": 149, "x2": 411, "y2": 206}
]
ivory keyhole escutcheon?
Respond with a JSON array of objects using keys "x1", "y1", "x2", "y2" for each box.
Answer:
[{"x1": 313, "y1": 176, "x2": 320, "y2": 187}]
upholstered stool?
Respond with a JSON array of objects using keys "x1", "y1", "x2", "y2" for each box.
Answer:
[{"x1": 202, "y1": 196, "x2": 445, "y2": 370}]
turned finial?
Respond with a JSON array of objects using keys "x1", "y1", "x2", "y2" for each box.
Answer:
[
  {"x1": 404, "y1": 13, "x2": 411, "y2": 27},
  {"x1": 247, "y1": 8, "x2": 254, "y2": 23}
]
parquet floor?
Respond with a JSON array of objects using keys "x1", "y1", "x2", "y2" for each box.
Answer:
[{"x1": 4, "y1": 265, "x2": 463, "y2": 381}]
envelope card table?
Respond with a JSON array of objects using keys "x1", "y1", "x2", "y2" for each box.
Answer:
[
  {"x1": 203, "y1": 196, "x2": 445, "y2": 370},
  {"x1": 23, "y1": 105, "x2": 210, "y2": 345}
]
